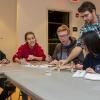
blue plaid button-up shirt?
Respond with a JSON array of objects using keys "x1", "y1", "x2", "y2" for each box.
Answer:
[{"x1": 76, "y1": 15, "x2": 100, "y2": 47}]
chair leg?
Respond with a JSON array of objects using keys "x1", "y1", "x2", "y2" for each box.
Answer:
[
  {"x1": 6, "y1": 96, "x2": 12, "y2": 100},
  {"x1": 18, "y1": 91, "x2": 22, "y2": 100}
]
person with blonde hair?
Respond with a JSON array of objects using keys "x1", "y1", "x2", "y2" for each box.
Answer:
[{"x1": 49, "y1": 24, "x2": 84, "y2": 65}]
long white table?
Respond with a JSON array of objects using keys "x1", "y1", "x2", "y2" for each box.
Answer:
[{"x1": 0, "y1": 63, "x2": 100, "y2": 100}]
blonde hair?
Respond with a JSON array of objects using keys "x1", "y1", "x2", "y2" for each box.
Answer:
[{"x1": 57, "y1": 24, "x2": 70, "y2": 34}]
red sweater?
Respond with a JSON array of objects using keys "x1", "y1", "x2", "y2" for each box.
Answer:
[{"x1": 13, "y1": 42, "x2": 46, "y2": 61}]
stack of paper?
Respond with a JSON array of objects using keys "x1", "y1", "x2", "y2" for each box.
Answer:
[
  {"x1": 73, "y1": 70, "x2": 100, "y2": 81},
  {"x1": 84, "y1": 73, "x2": 100, "y2": 80}
]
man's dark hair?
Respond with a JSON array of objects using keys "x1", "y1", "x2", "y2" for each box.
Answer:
[
  {"x1": 78, "y1": 1, "x2": 96, "y2": 13},
  {"x1": 82, "y1": 31, "x2": 100, "y2": 54}
]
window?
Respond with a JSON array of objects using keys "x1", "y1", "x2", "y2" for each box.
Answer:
[{"x1": 48, "y1": 10, "x2": 70, "y2": 56}]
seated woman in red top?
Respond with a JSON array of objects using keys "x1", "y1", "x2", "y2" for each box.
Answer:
[
  {"x1": 13, "y1": 32, "x2": 46, "y2": 100},
  {"x1": 13, "y1": 32, "x2": 46, "y2": 63}
]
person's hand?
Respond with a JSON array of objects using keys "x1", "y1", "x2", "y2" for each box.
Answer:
[
  {"x1": 0, "y1": 60, "x2": 2, "y2": 64},
  {"x1": 45, "y1": 55, "x2": 52, "y2": 62},
  {"x1": 75, "y1": 64, "x2": 83, "y2": 70},
  {"x1": 59, "y1": 60, "x2": 67, "y2": 66},
  {"x1": 15, "y1": 58, "x2": 21, "y2": 64},
  {"x1": 27, "y1": 55, "x2": 35, "y2": 61},
  {"x1": 50, "y1": 60, "x2": 58, "y2": 65},
  {"x1": 86, "y1": 67, "x2": 95, "y2": 73},
  {"x1": 0, "y1": 59, "x2": 10, "y2": 64}
]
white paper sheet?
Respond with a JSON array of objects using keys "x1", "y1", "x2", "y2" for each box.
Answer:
[
  {"x1": 84, "y1": 73, "x2": 100, "y2": 80},
  {"x1": 72, "y1": 70, "x2": 86, "y2": 77},
  {"x1": 23, "y1": 64, "x2": 53, "y2": 69}
]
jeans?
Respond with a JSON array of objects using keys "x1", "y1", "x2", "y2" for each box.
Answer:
[{"x1": 0, "y1": 78, "x2": 16, "y2": 100}]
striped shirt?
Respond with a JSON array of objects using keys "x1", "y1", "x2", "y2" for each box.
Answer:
[{"x1": 76, "y1": 15, "x2": 100, "y2": 46}]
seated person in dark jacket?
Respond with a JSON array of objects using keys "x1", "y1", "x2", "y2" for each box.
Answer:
[
  {"x1": 48, "y1": 25, "x2": 84, "y2": 66},
  {"x1": 76, "y1": 31, "x2": 100, "y2": 73},
  {"x1": 0, "y1": 51, "x2": 16, "y2": 100}
]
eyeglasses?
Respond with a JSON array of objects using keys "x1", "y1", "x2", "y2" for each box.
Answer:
[{"x1": 58, "y1": 34, "x2": 69, "y2": 38}]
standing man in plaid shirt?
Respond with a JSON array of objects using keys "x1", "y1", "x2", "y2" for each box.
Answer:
[{"x1": 60, "y1": 1, "x2": 100, "y2": 65}]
